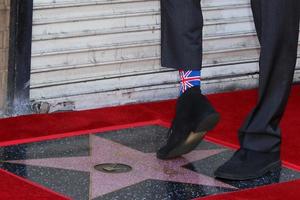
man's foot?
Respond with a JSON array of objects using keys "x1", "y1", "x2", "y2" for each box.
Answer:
[
  {"x1": 156, "y1": 86, "x2": 220, "y2": 160},
  {"x1": 214, "y1": 148, "x2": 281, "y2": 180}
]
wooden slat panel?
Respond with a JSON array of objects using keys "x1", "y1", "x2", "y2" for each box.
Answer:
[{"x1": 30, "y1": 0, "x2": 300, "y2": 110}]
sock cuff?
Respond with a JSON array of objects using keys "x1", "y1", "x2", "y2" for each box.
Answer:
[{"x1": 179, "y1": 70, "x2": 201, "y2": 94}]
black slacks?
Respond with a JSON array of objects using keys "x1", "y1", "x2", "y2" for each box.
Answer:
[{"x1": 161, "y1": 0, "x2": 300, "y2": 152}]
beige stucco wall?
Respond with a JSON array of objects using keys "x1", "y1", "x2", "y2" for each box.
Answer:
[{"x1": 0, "y1": 0, "x2": 10, "y2": 112}]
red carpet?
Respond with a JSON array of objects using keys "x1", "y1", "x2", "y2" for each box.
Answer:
[
  {"x1": 0, "y1": 85, "x2": 300, "y2": 199},
  {"x1": 0, "y1": 169, "x2": 69, "y2": 200},
  {"x1": 0, "y1": 86, "x2": 299, "y2": 169}
]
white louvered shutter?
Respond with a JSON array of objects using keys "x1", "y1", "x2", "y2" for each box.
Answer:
[{"x1": 31, "y1": 0, "x2": 300, "y2": 110}]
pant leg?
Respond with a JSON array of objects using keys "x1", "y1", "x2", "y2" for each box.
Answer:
[
  {"x1": 239, "y1": 0, "x2": 300, "y2": 152},
  {"x1": 161, "y1": 0, "x2": 203, "y2": 70}
]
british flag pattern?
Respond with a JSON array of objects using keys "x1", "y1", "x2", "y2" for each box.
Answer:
[{"x1": 179, "y1": 70, "x2": 201, "y2": 94}]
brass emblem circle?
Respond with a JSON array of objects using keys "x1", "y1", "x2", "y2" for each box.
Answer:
[{"x1": 94, "y1": 163, "x2": 132, "y2": 174}]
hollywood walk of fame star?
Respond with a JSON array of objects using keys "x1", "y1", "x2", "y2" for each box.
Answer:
[{"x1": 5, "y1": 135, "x2": 235, "y2": 199}]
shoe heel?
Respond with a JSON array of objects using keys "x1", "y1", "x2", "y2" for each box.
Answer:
[{"x1": 195, "y1": 112, "x2": 220, "y2": 133}]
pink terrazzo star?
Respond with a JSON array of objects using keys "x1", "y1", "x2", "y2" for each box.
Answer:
[{"x1": 7, "y1": 135, "x2": 235, "y2": 199}]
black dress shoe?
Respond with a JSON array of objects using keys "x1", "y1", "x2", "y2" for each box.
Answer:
[
  {"x1": 156, "y1": 86, "x2": 220, "y2": 160},
  {"x1": 214, "y1": 148, "x2": 281, "y2": 180}
]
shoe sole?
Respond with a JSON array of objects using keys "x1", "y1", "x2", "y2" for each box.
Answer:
[
  {"x1": 160, "y1": 112, "x2": 220, "y2": 160},
  {"x1": 214, "y1": 160, "x2": 282, "y2": 181}
]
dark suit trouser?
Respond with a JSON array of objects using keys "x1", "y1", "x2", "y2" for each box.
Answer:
[{"x1": 161, "y1": 0, "x2": 300, "y2": 152}]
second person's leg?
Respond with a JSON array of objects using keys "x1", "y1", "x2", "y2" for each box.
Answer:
[
  {"x1": 215, "y1": 0, "x2": 300, "y2": 180},
  {"x1": 239, "y1": 0, "x2": 300, "y2": 153}
]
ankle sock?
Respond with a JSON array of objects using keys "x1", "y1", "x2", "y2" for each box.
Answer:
[{"x1": 179, "y1": 69, "x2": 201, "y2": 95}]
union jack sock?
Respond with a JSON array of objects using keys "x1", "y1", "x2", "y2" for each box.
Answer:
[{"x1": 179, "y1": 69, "x2": 201, "y2": 95}]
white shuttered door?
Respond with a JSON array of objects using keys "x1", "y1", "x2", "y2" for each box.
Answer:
[{"x1": 31, "y1": 0, "x2": 300, "y2": 110}]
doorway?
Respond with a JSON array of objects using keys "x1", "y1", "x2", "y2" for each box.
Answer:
[{"x1": 0, "y1": 1, "x2": 10, "y2": 115}]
